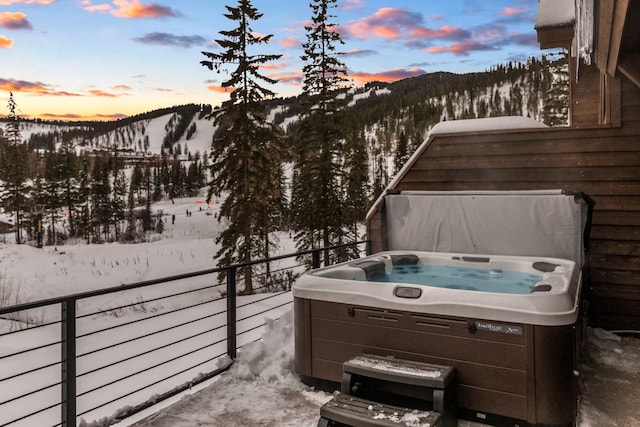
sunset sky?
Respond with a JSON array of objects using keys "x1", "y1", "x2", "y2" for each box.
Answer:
[{"x1": 1, "y1": 0, "x2": 542, "y2": 121}]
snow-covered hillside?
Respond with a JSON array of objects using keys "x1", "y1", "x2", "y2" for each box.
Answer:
[{"x1": 8, "y1": 109, "x2": 217, "y2": 160}]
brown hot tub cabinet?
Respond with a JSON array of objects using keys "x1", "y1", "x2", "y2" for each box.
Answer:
[
  {"x1": 295, "y1": 298, "x2": 577, "y2": 426},
  {"x1": 293, "y1": 190, "x2": 592, "y2": 427}
]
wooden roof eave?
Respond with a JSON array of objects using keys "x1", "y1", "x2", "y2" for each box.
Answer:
[
  {"x1": 618, "y1": 56, "x2": 640, "y2": 87},
  {"x1": 535, "y1": 24, "x2": 574, "y2": 50},
  {"x1": 596, "y1": 0, "x2": 640, "y2": 88}
]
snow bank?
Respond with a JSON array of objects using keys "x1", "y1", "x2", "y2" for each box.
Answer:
[
  {"x1": 586, "y1": 328, "x2": 640, "y2": 374},
  {"x1": 129, "y1": 309, "x2": 333, "y2": 427},
  {"x1": 230, "y1": 310, "x2": 296, "y2": 382}
]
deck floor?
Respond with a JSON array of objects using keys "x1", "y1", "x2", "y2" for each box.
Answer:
[{"x1": 126, "y1": 329, "x2": 640, "y2": 427}]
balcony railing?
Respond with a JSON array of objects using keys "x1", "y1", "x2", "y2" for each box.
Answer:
[{"x1": 0, "y1": 241, "x2": 367, "y2": 427}]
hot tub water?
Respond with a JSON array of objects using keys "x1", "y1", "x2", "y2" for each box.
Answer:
[{"x1": 367, "y1": 264, "x2": 542, "y2": 294}]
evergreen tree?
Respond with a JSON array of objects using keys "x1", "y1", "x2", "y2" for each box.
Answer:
[
  {"x1": 0, "y1": 93, "x2": 29, "y2": 243},
  {"x1": 542, "y1": 51, "x2": 569, "y2": 126},
  {"x1": 112, "y1": 168, "x2": 127, "y2": 241},
  {"x1": 200, "y1": 0, "x2": 284, "y2": 293},
  {"x1": 141, "y1": 164, "x2": 153, "y2": 233},
  {"x1": 91, "y1": 156, "x2": 112, "y2": 241},
  {"x1": 43, "y1": 147, "x2": 64, "y2": 245},
  {"x1": 393, "y1": 131, "x2": 409, "y2": 175},
  {"x1": 57, "y1": 140, "x2": 80, "y2": 238},
  {"x1": 291, "y1": 0, "x2": 349, "y2": 265},
  {"x1": 76, "y1": 159, "x2": 92, "y2": 243},
  {"x1": 342, "y1": 128, "x2": 370, "y2": 252}
]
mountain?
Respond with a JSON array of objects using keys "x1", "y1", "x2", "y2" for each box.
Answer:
[{"x1": 2, "y1": 54, "x2": 567, "y2": 166}]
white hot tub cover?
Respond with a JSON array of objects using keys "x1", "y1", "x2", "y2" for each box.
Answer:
[{"x1": 382, "y1": 190, "x2": 592, "y2": 269}]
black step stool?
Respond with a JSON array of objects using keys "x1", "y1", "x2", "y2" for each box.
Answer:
[
  {"x1": 318, "y1": 354, "x2": 456, "y2": 427},
  {"x1": 318, "y1": 393, "x2": 442, "y2": 427}
]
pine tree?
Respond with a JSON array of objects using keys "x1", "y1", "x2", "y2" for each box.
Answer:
[
  {"x1": 112, "y1": 168, "x2": 127, "y2": 241},
  {"x1": 200, "y1": 0, "x2": 284, "y2": 293},
  {"x1": 393, "y1": 131, "x2": 409, "y2": 175},
  {"x1": 43, "y1": 147, "x2": 63, "y2": 245},
  {"x1": 292, "y1": 0, "x2": 349, "y2": 265},
  {"x1": 542, "y1": 51, "x2": 569, "y2": 126},
  {"x1": 342, "y1": 128, "x2": 370, "y2": 253},
  {"x1": 91, "y1": 155, "x2": 112, "y2": 241},
  {"x1": 57, "y1": 140, "x2": 80, "y2": 238},
  {"x1": 0, "y1": 92, "x2": 29, "y2": 243}
]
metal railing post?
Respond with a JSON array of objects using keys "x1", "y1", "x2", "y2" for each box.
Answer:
[
  {"x1": 61, "y1": 298, "x2": 76, "y2": 427},
  {"x1": 312, "y1": 249, "x2": 320, "y2": 269},
  {"x1": 226, "y1": 267, "x2": 237, "y2": 360}
]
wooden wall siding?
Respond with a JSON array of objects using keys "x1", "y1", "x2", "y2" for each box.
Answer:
[
  {"x1": 366, "y1": 75, "x2": 640, "y2": 330},
  {"x1": 572, "y1": 62, "x2": 602, "y2": 127}
]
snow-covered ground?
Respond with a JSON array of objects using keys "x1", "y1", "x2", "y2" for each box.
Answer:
[
  {"x1": 0, "y1": 196, "x2": 303, "y2": 426},
  {"x1": 2, "y1": 196, "x2": 639, "y2": 427}
]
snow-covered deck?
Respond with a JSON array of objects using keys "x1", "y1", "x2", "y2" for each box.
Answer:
[{"x1": 125, "y1": 314, "x2": 640, "y2": 427}]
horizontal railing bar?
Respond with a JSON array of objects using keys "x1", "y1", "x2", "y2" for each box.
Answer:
[
  {"x1": 0, "y1": 379, "x2": 62, "y2": 406},
  {"x1": 0, "y1": 319, "x2": 62, "y2": 339},
  {"x1": 77, "y1": 296, "x2": 223, "y2": 339},
  {"x1": 236, "y1": 291, "x2": 289, "y2": 311},
  {"x1": 0, "y1": 401, "x2": 61, "y2": 427},
  {"x1": 0, "y1": 359, "x2": 61, "y2": 383},
  {"x1": 237, "y1": 301, "x2": 292, "y2": 333},
  {"x1": 0, "y1": 340, "x2": 62, "y2": 361},
  {"x1": 77, "y1": 282, "x2": 220, "y2": 320},
  {"x1": 0, "y1": 241, "x2": 366, "y2": 316},
  {"x1": 77, "y1": 352, "x2": 228, "y2": 418},
  {"x1": 78, "y1": 324, "x2": 227, "y2": 378},
  {"x1": 77, "y1": 339, "x2": 222, "y2": 398},
  {"x1": 77, "y1": 309, "x2": 226, "y2": 359},
  {"x1": 104, "y1": 359, "x2": 232, "y2": 426},
  {"x1": 0, "y1": 241, "x2": 366, "y2": 427}
]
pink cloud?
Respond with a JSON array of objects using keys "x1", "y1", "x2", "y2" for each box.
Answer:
[
  {"x1": 267, "y1": 70, "x2": 303, "y2": 85},
  {"x1": 426, "y1": 41, "x2": 494, "y2": 56},
  {"x1": 0, "y1": 77, "x2": 82, "y2": 95},
  {"x1": 340, "y1": 0, "x2": 364, "y2": 11},
  {"x1": 260, "y1": 62, "x2": 288, "y2": 71},
  {"x1": 0, "y1": 35, "x2": 12, "y2": 48},
  {"x1": 278, "y1": 37, "x2": 300, "y2": 48},
  {"x1": 0, "y1": 11, "x2": 32, "y2": 30},
  {"x1": 88, "y1": 89, "x2": 119, "y2": 97},
  {"x1": 501, "y1": 6, "x2": 525, "y2": 17},
  {"x1": 410, "y1": 25, "x2": 468, "y2": 40},
  {"x1": 206, "y1": 84, "x2": 233, "y2": 93},
  {"x1": 82, "y1": 0, "x2": 180, "y2": 19},
  {"x1": 344, "y1": 7, "x2": 470, "y2": 48},
  {"x1": 0, "y1": 0, "x2": 54, "y2": 4}
]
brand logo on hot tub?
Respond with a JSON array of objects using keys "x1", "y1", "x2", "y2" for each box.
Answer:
[{"x1": 475, "y1": 321, "x2": 523, "y2": 335}]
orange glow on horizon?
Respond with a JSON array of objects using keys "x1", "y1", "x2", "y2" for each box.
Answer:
[{"x1": 349, "y1": 67, "x2": 424, "y2": 85}]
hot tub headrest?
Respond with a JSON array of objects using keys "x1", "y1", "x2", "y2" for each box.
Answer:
[
  {"x1": 390, "y1": 254, "x2": 419, "y2": 265},
  {"x1": 349, "y1": 260, "x2": 386, "y2": 280}
]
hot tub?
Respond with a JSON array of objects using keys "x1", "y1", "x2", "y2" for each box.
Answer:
[
  {"x1": 294, "y1": 250, "x2": 578, "y2": 327},
  {"x1": 294, "y1": 190, "x2": 593, "y2": 427}
]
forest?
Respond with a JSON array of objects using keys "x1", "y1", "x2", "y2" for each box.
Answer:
[{"x1": 0, "y1": 0, "x2": 569, "y2": 289}]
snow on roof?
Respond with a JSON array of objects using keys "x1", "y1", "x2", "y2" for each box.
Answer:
[
  {"x1": 535, "y1": 0, "x2": 575, "y2": 29},
  {"x1": 430, "y1": 116, "x2": 547, "y2": 135}
]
